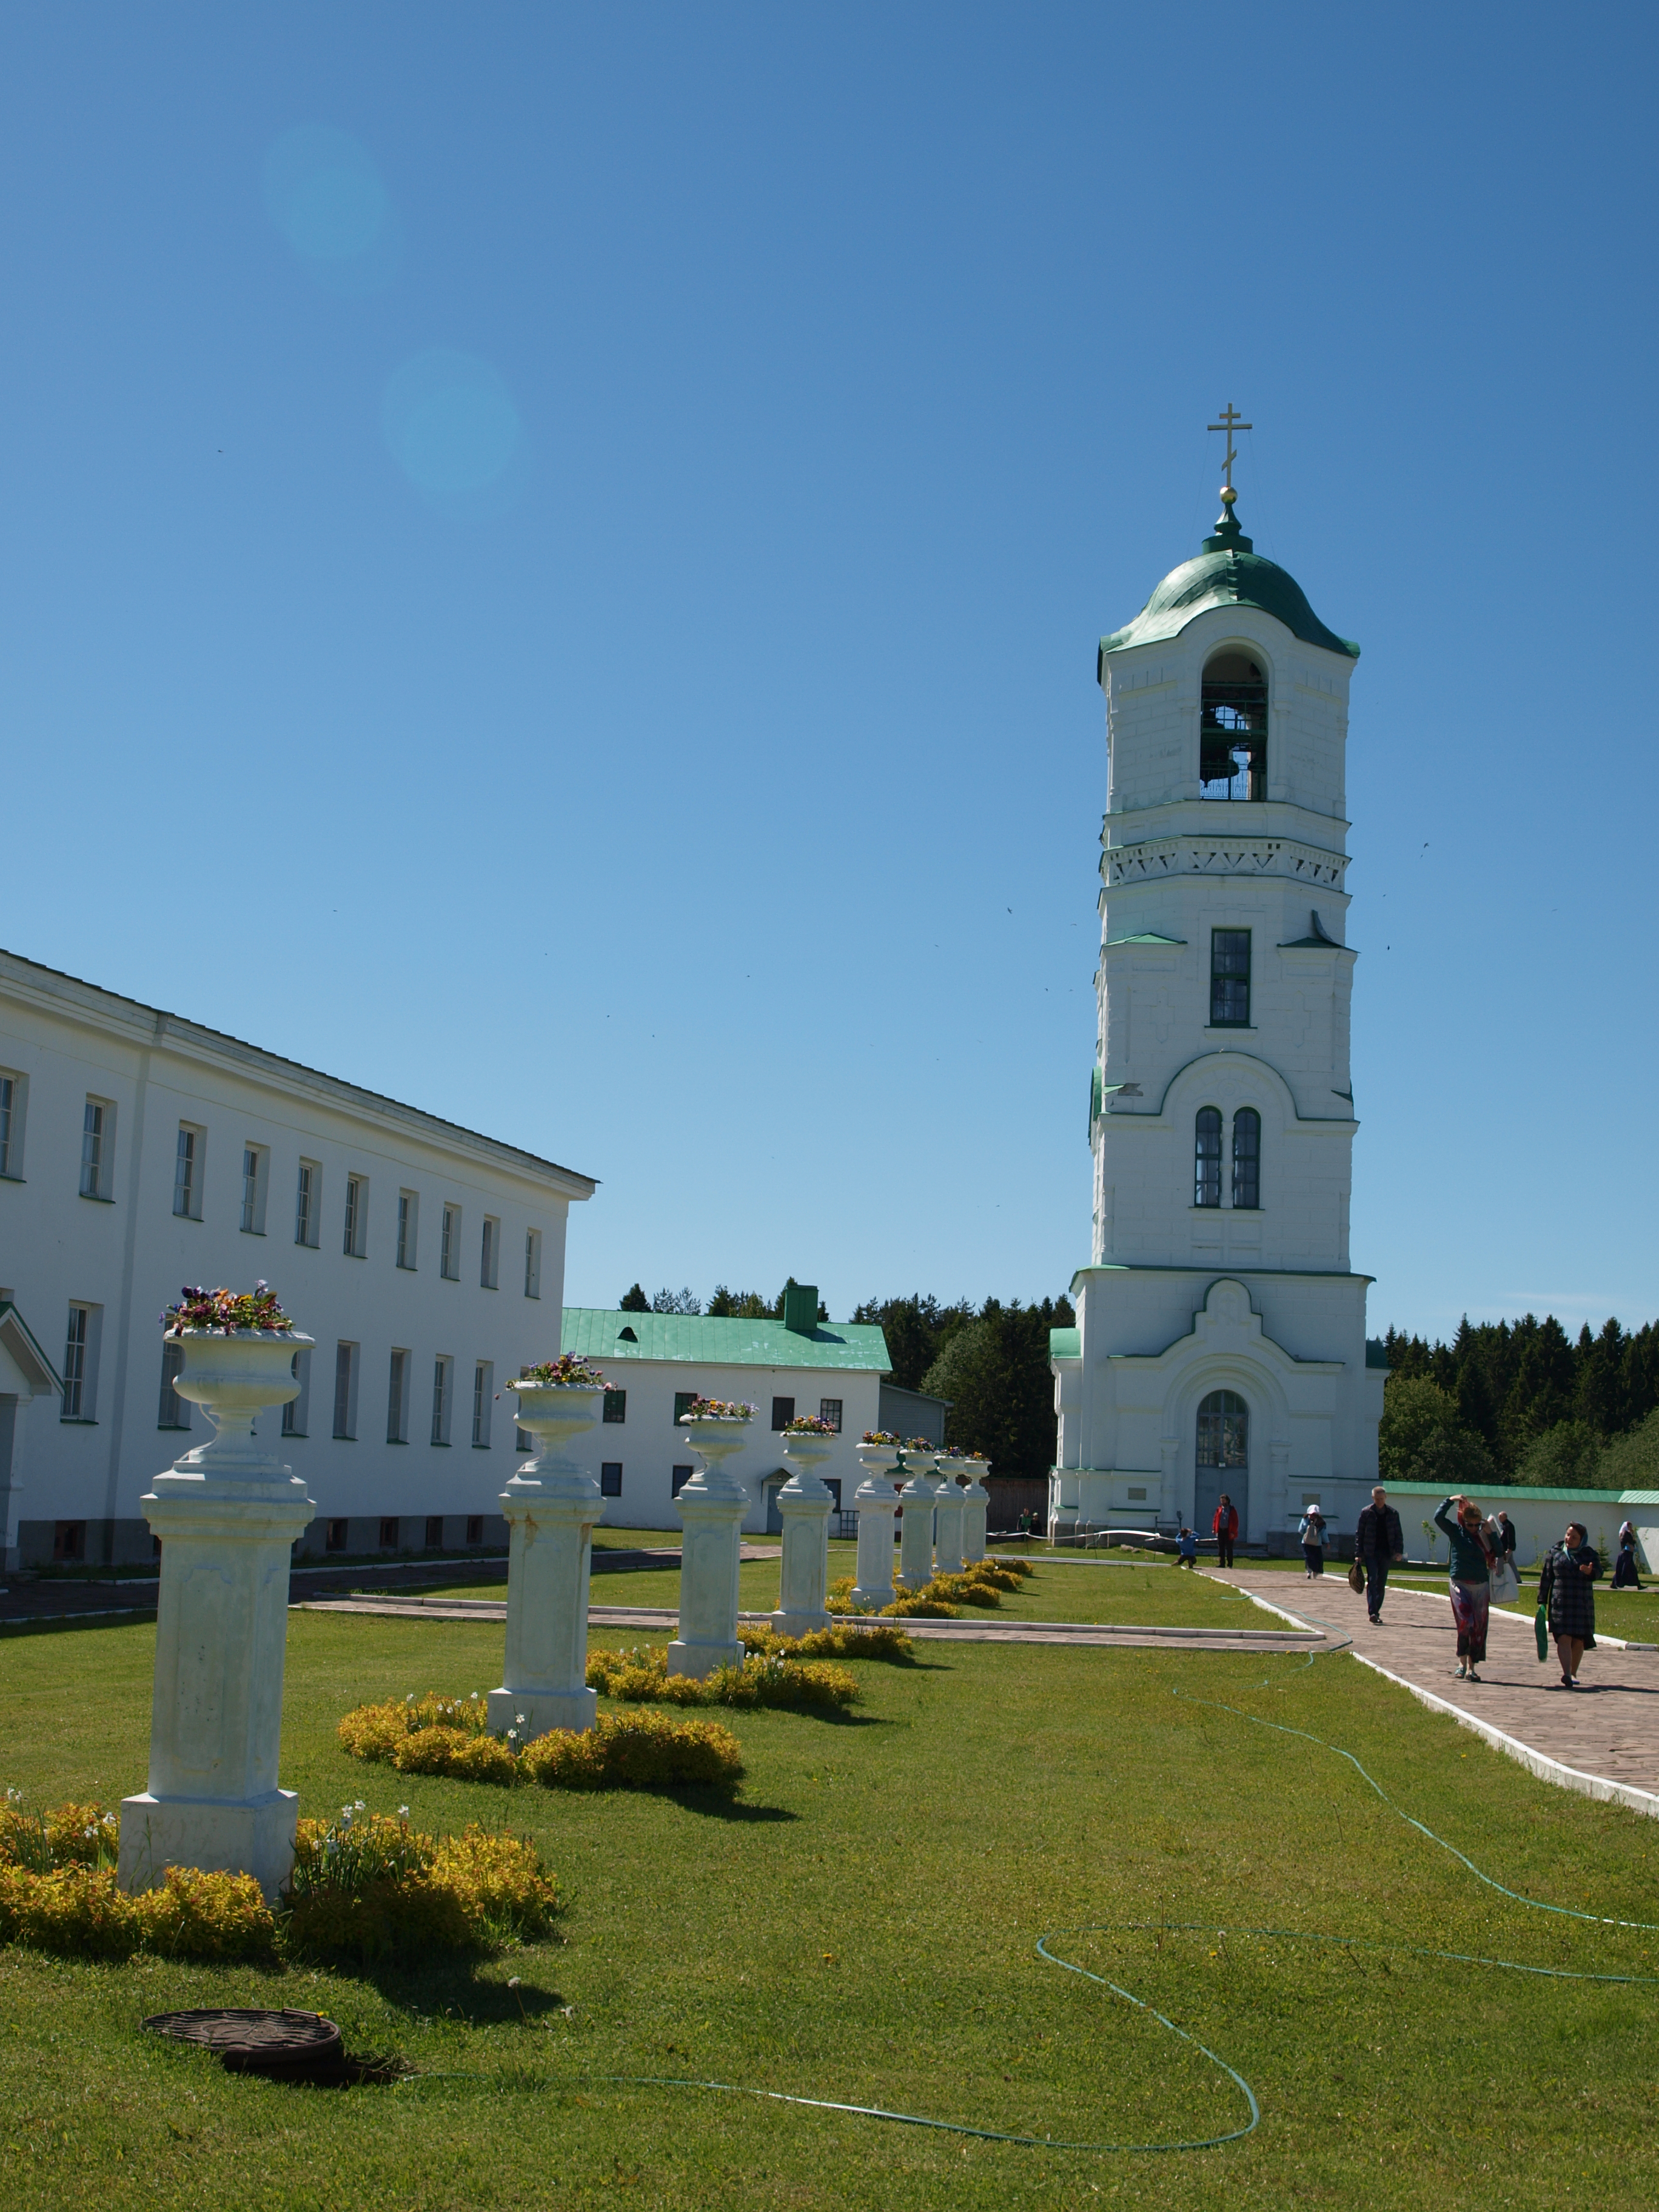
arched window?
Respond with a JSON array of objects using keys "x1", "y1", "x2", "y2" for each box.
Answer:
[
  {"x1": 1195, "y1": 1107, "x2": 1222, "y2": 1208},
  {"x1": 1196, "y1": 1390, "x2": 1248, "y2": 1469},
  {"x1": 1232, "y1": 1108, "x2": 1261, "y2": 1210},
  {"x1": 1201, "y1": 651, "x2": 1267, "y2": 800}
]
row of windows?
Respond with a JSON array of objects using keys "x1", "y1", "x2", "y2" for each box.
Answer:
[
  {"x1": 48, "y1": 1513, "x2": 495, "y2": 1566},
  {"x1": 1195, "y1": 1108, "x2": 1260, "y2": 1209},
  {"x1": 0, "y1": 1077, "x2": 543, "y2": 1296}
]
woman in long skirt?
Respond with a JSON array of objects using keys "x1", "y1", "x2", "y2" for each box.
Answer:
[
  {"x1": 1433, "y1": 1493, "x2": 1494, "y2": 1681},
  {"x1": 1543, "y1": 1521, "x2": 1601, "y2": 1687}
]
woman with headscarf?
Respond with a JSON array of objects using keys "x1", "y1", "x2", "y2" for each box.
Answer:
[
  {"x1": 1541, "y1": 1521, "x2": 1601, "y2": 1687},
  {"x1": 1297, "y1": 1504, "x2": 1329, "y2": 1579},
  {"x1": 1433, "y1": 1493, "x2": 1495, "y2": 1681}
]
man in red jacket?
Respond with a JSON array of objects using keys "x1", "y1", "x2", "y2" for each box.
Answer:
[{"x1": 1212, "y1": 1494, "x2": 1239, "y2": 1569}]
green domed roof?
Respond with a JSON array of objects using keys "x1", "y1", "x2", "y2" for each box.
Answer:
[{"x1": 1099, "y1": 508, "x2": 1359, "y2": 672}]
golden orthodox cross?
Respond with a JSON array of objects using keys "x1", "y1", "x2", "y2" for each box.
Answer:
[{"x1": 1207, "y1": 403, "x2": 1252, "y2": 492}]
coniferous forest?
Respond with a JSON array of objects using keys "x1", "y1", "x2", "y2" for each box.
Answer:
[{"x1": 1381, "y1": 1314, "x2": 1659, "y2": 1491}]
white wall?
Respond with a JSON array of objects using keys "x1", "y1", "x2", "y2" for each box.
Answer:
[
  {"x1": 0, "y1": 953, "x2": 592, "y2": 1563},
  {"x1": 585, "y1": 1361, "x2": 883, "y2": 1534}
]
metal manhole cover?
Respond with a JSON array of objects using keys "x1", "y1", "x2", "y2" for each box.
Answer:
[{"x1": 143, "y1": 2009, "x2": 344, "y2": 2079}]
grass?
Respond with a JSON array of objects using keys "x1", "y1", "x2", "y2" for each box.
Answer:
[
  {"x1": 3, "y1": 1608, "x2": 1658, "y2": 2210},
  {"x1": 441, "y1": 1555, "x2": 1258, "y2": 1630}
]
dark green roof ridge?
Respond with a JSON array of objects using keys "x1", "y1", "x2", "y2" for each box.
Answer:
[{"x1": 1100, "y1": 504, "x2": 1359, "y2": 669}]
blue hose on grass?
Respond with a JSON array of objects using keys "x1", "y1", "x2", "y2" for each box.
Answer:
[{"x1": 407, "y1": 1682, "x2": 1658, "y2": 2151}]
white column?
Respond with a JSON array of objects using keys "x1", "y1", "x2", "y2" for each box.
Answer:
[
  {"x1": 933, "y1": 1461, "x2": 967, "y2": 1574},
  {"x1": 771, "y1": 1430, "x2": 835, "y2": 1635},
  {"x1": 669, "y1": 1416, "x2": 752, "y2": 1678},
  {"x1": 851, "y1": 1443, "x2": 901, "y2": 1609},
  {"x1": 118, "y1": 1330, "x2": 314, "y2": 1900},
  {"x1": 896, "y1": 1447, "x2": 941, "y2": 1590},
  {"x1": 959, "y1": 1458, "x2": 990, "y2": 1561},
  {"x1": 488, "y1": 1383, "x2": 605, "y2": 1740}
]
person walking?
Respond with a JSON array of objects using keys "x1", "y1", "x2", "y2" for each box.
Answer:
[
  {"x1": 1353, "y1": 1484, "x2": 1404, "y2": 1624},
  {"x1": 1298, "y1": 1506, "x2": 1329, "y2": 1578},
  {"x1": 1212, "y1": 1493, "x2": 1239, "y2": 1570},
  {"x1": 1614, "y1": 1520, "x2": 1643, "y2": 1590},
  {"x1": 1541, "y1": 1521, "x2": 1601, "y2": 1686},
  {"x1": 1494, "y1": 1510, "x2": 1518, "y2": 1562},
  {"x1": 1433, "y1": 1493, "x2": 1495, "y2": 1681}
]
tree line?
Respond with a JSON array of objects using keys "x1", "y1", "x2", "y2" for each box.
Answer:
[{"x1": 1381, "y1": 1313, "x2": 1659, "y2": 1491}]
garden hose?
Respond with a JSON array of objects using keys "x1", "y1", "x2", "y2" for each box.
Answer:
[{"x1": 406, "y1": 1681, "x2": 1657, "y2": 2153}]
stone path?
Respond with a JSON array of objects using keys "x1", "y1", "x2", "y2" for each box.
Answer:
[
  {"x1": 1216, "y1": 1566, "x2": 1659, "y2": 1814},
  {"x1": 297, "y1": 1593, "x2": 1323, "y2": 1654}
]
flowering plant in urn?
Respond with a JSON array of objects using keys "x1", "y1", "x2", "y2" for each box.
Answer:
[
  {"x1": 860, "y1": 1430, "x2": 902, "y2": 1446},
  {"x1": 679, "y1": 1396, "x2": 757, "y2": 1422},
  {"x1": 511, "y1": 1353, "x2": 608, "y2": 1392},
  {"x1": 783, "y1": 1413, "x2": 837, "y2": 1436},
  {"x1": 163, "y1": 1281, "x2": 294, "y2": 1336}
]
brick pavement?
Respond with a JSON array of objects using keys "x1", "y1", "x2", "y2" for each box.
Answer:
[{"x1": 1218, "y1": 1565, "x2": 1659, "y2": 1812}]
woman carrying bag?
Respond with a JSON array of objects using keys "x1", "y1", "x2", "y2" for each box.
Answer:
[
  {"x1": 1433, "y1": 1493, "x2": 1495, "y2": 1681},
  {"x1": 1540, "y1": 1521, "x2": 1601, "y2": 1689},
  {"x1": 1298, "y1": 1505, "x2": 1330, "y2": 1579}
]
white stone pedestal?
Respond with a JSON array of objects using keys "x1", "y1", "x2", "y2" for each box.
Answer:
[
  {"x1": 960, "y1": 1462, "x2": 990, "y2": 1563},
  {"x1": 851, "y1": 1444, "x2": 902, "y2": 1609},
  {"x1": 771, "y1": 1433, "x2": 836, "y2": 1635},
  {"x1": 896, "y1": 1450, "x2": 941, "y2": 1589},
  {"x1": 933, "y1": 1469, "x2": 967, "y2": 1575},
  {"x1": 118, "y1": 1330, "x2": 313, "y2": 1900},
  {"x1": 669, "y1": 1418, "x2": 751, "y2": 1678},
  {"x1": 488, "y1": 1384, "x2": 606, "y2": 1741}
]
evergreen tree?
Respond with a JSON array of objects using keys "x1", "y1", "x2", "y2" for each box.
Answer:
[
  {"x1": 619, "y1": 1284, "x2": 649, "y2": 1312},
  {"x1": 920, "y1": 1295, "x2": 1075, "y2": 1478},
  {"x1": 1378, "y1": 1377, "x2": 1495, "y2": 1488}
]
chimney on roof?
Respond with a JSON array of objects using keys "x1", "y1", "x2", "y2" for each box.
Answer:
[{"x1": 782, "y1": 1282, "x2": 819, "y2": 1334}]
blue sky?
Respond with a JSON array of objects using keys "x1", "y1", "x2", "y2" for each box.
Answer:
[{"x1": 1, "y1": 3, "x2": 1653, "y2": 1339}]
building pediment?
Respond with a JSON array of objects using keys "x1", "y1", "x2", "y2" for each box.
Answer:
[
  {"x1": 0, "y1": 1302, "x2": 61, "y2": 1398},
  {"x1": 1111, "y1": 1278, "x2": 1343, "y2": 1377}
]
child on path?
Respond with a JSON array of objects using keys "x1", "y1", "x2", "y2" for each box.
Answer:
[{"x1": 1176, "y1": 1526, "x2": 1199, "y2": 1569}]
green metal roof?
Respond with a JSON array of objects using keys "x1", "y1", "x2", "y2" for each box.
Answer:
[
  {"x1": 1381, "y1": 1481, "x2": 1650, "y2": 1504},
  {"x1": 561, "y1": 1308, "x2": 891, "y2": 1373},
  {"x1": 1050, "y1": 1327, "x2": 1081, "y2": 1360},
  {"x1": 1103, "y1": 932, "x2": 1187, "y2": 948},
  {"x1": 1100, "y1": 510, "x2": 1359, "y2": 668}
]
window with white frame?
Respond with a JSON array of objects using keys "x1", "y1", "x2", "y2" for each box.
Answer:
[
  {"x1": 158, "y1": 1340, "x2": 191, "y2": 1430},
  {"x1": 524, "y1": 1227, "x2": 541, "y2": 1299},
  {"x1": 281, "y1": 1347, "x2": 311, "y2": 1437},
  {"x1": 173, "y1": 1124, "x2": 204, "y2": 1219},
  {"x1": 600, "y1": 1462, "x2": 622, "y2": 1497},
  {"x1": 295, "y1": 1160, "x2": 320, "y2": 1247},
  {"x1": 62, "y1": 1303, "x2": 101, "y2": 1419},
  {"x1": 397, "y1": 1190, "x2": 418, "y2": 1270},
  {"x1": 819, "y1": 1398, "x2": 843, "y2": 1432},
  {"x1": 480, "y1": 1216, "x2": 499, "y2": 1289},
  {"x1": 431, "y1": 1355, "x2": 454, "y2": 1445},
  {"x1": 333, "y1": 1341, "x2": 359, "y2": 1438},
  {"x1": 80, "y1": 1099, "x2": 112, "y2": 1200},
  {"x1": 387, "y1": 1349, "x2": 411, "y2": 1443},
  {"x1": 472, "y1": 1359, "x2": 494, "y2": 1447},
  {"x1": 343, "y1": 1175, "x2": 367, "y2": 1258},
  {"x1": 241, "y1": 1144, "x2": 268, "y2": 1234},
  {"x1": 440, "y1": 1203, "x2": 460, "y2": 1280},
  {"x1": 0, "y1": 1071, "x2": 26, "y2": 1178}
]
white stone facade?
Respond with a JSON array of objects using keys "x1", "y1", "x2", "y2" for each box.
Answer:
[
  {"x1": 0, "y1": 948, "x2": 594, "y2": 1568},
  {"x1": 1051, "y1": 526, "x2": 1384, "y2": 1549}
]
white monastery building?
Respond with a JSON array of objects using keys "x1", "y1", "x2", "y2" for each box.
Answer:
[
  {"x1": 1050, "y1": 463, "x2": 1386, "y2": 1549},
  {"x1": 559, "y1": 1295, "x2": 890, "y2": 1536},
  {"x1": 0, "y1": 948, "x2": 594, "y2": 1569}
]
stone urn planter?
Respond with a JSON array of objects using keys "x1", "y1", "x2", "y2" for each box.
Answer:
[
  {"x1": 119, "y1": 1326, "x2": 314, "y2": 1900},
  {"x1": 489, "y1": 1381, "x2": 607, "y2": 1741},
  {"x1": 850, "y1": 1441, "x2": 902, "y2": 1609},
  {"x1": 933, "y1": 1458, "x2": 968, "y2": 1575},
  {"x1": 896, "y1": 1446, "x2": 941, "y2": 1590},
  {"x1": 957, "y1": 1456, "x2": 991, "y2": 1562},
  {"x1": 670, "y1": 1415, "x2": 754, "y2": 1678},
  {"x1": 771, "y1": 1429, "x2": 837, "y2": 1635}
]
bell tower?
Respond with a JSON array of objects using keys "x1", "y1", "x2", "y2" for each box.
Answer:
[{"x1": 1051, "y1": 419, "x2": 1385, "y2": 1552}]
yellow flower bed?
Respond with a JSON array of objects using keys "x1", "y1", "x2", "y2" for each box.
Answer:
[
  {"x1": 736, "y1": 1621, "x2": 914, "y2": 1663},
  {"x1": 585, "y1": 1646, "x2": 859, "y2": 1712},
  {"x1": 337, "y1": 1697, "x2": 746, "y2": 1795}
]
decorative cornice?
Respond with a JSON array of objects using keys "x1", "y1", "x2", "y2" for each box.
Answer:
[{"x1": 1101, "y1": 835, "x2": 1347, "y2": 891}]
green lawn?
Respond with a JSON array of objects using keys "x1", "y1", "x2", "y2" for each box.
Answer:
[
  {"x1": 3, "y1": 1608, "x2": 1657, "y2": 2210},
  {"x1": 445, "y1": 1553, "x2": 1258, "y2": 1630}
]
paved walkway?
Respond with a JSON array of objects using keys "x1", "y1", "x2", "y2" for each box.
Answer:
[{"x1": 1216, "y1": 1567, "x2": 1659, "y2": 1813}]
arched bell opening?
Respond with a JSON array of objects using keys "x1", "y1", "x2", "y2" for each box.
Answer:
[{"x1": 1201, "y1": 650, "x2": 1267, "y2": 800}]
